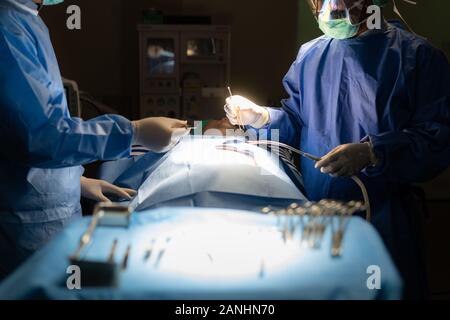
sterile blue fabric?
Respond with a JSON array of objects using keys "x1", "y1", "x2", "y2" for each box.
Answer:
[
  {"x1": 99, "y1": 136, "x2": 306, "y2": 211},
  {"x1": 258, "y1": 22, "x2": 450, "y2": 298},
  {"x1": 99, "y1": 136, "x2": 307, "y2": 212},
  {"x1": 0, "y1": 0, "x2": 133, "y2": 278},
  {"x1": 0, "y1": 208, "x2": 402, "y2": 300}
]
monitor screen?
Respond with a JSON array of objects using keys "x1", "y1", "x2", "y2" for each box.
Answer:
[
  {"x1": 186, "y1": 38, "x2": 222, "y2": 58},
  {"x1": 146, "y1": 38, "x2": 175, "y2": 76}
]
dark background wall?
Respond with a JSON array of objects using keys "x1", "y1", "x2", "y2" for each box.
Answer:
[
  {"x1": 41, "y1": 0, "x2": 299, "y2": 119},
  {"x1": 41, "y1": 0, "x2": 450, "y2": 298}
]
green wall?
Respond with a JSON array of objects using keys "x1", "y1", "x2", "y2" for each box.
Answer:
[
  {"x1": 297, "y1": 0, "x2": 322, "y2": 47},
  {"x1": 384, "y1": 0, "x2": 450, "y2": 57}
]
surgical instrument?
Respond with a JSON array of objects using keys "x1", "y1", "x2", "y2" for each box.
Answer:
[
  {"x1": 262, "y1": 200, "x2": 365, "y2": 256},
  {"x1": 154, "y1": 237, "x2": 171, "y2": 268},
  {"x1": 122, "y1": 244, "x2": 131, "y2": 271},
  {"x1": 108, "y1": 239, "x2": 119, "y2": 263},
  {"x1": 215, "y1": 145, "x2": 257, "y2": 166},
  {"x1": 248, "y1": 140, "x2": 371, "y2": 222},
  {"x1": 71, "y1": 203, "x2": 132, "y2": 260},
  {"x1": 329, "y1": 200, "x2": 362, "y2": 257},
  {"x1": 144, "y1": 239, "x2": 156, "y2": 261},
  {"x1": 154, "y1": 249, "x2": 165, "y2": 268},
  {"x1": 227, "y1": 86, "x2": 233, "y2": 99},
  {"x1": 247, "y1": 140, "x2": 322, "y2": 162},
  {"x1": 72, "y1": 211, "x2": 102, "y2": 260},
  {"x1": 227, "y1": 86, "x2": 244, "y2": 131}
]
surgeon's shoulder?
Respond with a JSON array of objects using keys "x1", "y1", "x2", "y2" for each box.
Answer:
[
  {"x1": 388, "y1": 23, "x2": 446, "y2": 60},
  {"x1": 296, "y1": 36, "x2": 330, "y2": 61},
  {"x1": 0, "y1": 5, "x2": 24, "y2": 37}
]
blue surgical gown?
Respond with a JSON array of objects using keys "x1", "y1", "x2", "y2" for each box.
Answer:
[
  {"x1": 261, "y1": 23, "x2": 450, "y2": 298},
  {"x1": 0, "y1": 0, "x2": 133, "y2": 277}
]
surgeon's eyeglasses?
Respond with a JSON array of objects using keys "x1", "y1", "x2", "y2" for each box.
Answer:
[{"x1": 307, "y1": 0, "x2": 369, "y2": 25}]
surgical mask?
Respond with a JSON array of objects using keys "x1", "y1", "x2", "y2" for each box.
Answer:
[
  {"x1": 308, "y1": 0, "x2": 367, "y2": 39},
  {"x1": 309, "y1": 0, "x2": 419, "y2": 40},
  {"x1": 318, "y1": 16, "x2": 361, "y2": 39},
  {"x1": 42, "y1": 0, "x2": 65, "y2": 5}
]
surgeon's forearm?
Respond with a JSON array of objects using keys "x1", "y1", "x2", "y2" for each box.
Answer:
[
  {"x1": 24, "y1": 115, "x2": 134, "y2": 169},
  {"x1": 263, "y1": 108, "x2": 302, "y2": 147},
  {"x1": 364, "y1": 129, "x2": 450, "y2": 183}
]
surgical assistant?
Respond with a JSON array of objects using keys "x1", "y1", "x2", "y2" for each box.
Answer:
[
  {"x1": 0, "y1": 0, "x2": 188, "y2": 279},
  {"x1": 226, "y1": 0, "x2": 450, "y2": 298}
]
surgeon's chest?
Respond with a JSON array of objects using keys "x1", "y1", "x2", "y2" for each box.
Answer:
[{"x1": 297, "y1": 43, "x2": 409, "y2": 137}]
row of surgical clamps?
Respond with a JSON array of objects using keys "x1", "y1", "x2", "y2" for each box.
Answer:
[{"x1": 260, "y1": 200, "x2": 366, "y2": 258}]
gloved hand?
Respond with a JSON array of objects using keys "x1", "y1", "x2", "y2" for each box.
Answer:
[
  {"x1": 224, "y1": 95, "x2": 270, "y2": 128},
  {"x1": 80, "y1": 177, "x2": 137, "y2": 203},
  {"x1": 132, "y1": 117, "x2": 190, "y2": 153},
  {"x1": 315, "y1": 143, "x2": 378, "y2": 177}
]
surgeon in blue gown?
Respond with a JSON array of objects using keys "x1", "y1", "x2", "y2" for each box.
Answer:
[
  {"x1": 226, "y1": 0, "x2": 450, "y2": 299},
  {"x1": 0, "y1": 0, "x2": 189, "y2": 279}
]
